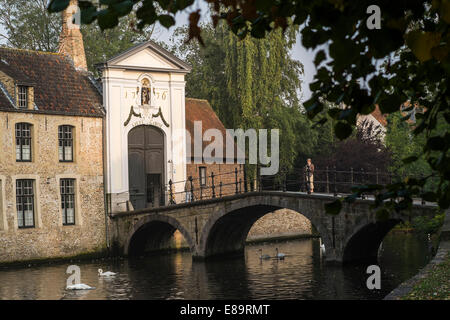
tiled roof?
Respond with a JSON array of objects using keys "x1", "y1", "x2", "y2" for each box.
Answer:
[
  {"x1": 0, "y1": 83, "x2": 13, "y2": 109},
  {"x1": 185, "y1": 98, "x2": 242, "y2": 160},
  {"x1": 0, "y1": 47, "x2": 103, "y2": 117}
]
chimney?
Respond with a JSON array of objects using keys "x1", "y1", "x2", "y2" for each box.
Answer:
[{"x1": 58, "y1": 0, "x2": 88, "y2": 71}]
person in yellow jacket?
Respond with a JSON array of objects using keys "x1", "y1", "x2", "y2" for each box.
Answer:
[{"x1": 305, "y1": 158, "x2": 315, "y2": 193}]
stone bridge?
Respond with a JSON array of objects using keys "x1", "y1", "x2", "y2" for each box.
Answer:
[{"x1": 109, "y1": 191, "x2": 436, "y2": 264}]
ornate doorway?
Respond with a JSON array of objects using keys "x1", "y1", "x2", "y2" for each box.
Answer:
[{"x1": 128, "y1": 125, "x2": 165, "y2": 210}]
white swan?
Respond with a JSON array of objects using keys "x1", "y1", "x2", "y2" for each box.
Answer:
[
  {"x1": 258, "y1": 249, "x2": 271, "y2": 260},
  {"x1": 275, "y1": 248, "x2": 285, "y2": 260},
  {"x1": 66, "y1": 283, "x2": 95, "y2": 290},
  {"x1": 98, "y1": 268, "x2": 117, "y2": 276},
  {"x1": 320, "y1": 244, "x2": 326, "y2": 254}
]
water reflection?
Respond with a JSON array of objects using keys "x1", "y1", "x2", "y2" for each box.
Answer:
[{"x1": 0, "y1": 233, "x2": 431, "y2": 300}]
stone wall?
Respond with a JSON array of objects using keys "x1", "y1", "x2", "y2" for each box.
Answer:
[
  {"x1": 247, "y1": 208, "x2": 312, "y2": 241},
  {"x1": 0, "y1": 111, "x2": 106, "y2": 263}
]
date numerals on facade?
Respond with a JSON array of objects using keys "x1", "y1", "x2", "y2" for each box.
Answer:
[
  {"x1": 125, "y1": 89, "x2": 167, "y2": 101},
  {"x1": 152, "y1": 88, "x2": 167, "y2": 101}
]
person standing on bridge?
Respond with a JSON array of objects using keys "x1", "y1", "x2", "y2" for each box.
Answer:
[
  {"x1": 185, "y1": 177, "x2": 193, "y2": 203},
  {"x1": 305, "y1": 158, "x2": 315, "y2": 193}
]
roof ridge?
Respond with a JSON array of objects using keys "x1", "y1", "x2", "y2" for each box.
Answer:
[
  {"x1": 0, "y1": 46, "x2": 60, "y2": 56},
  {"x1": 186, "y1": 97, "x2": 210, "y2": 103}
]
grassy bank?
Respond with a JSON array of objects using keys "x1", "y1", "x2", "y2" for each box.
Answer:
[{"x1": 402, "y1": 252, "x2": 450, "y2": 300}]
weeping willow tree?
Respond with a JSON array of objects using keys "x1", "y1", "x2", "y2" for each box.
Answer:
[{"x1": 173, "y1": 22, "x2": 314, "y2": 173}]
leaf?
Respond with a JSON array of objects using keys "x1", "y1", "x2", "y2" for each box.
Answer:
[
  {"x1": 440, "y1": 0, "x2": 450, "y2": 24},
  {"x1": 426, "y1": 136, "x2": 446, "y2": 151},
  {"x1": 304, "y1": 99, "x2": 323, "y2": 119},
  {"x1": 80, "y1": 6, "x2": 98, "y2": 24},
  {"x1": 314, "y1": 50, "x2": 326, "y2": 66},
  {"x1": 97, "y1": 9, "x2": 119, "y2": 30},
  {"x1": 312, "y1": 117, "x2": 327, "y2": 128},
  {"x1": 379, "y1": 93, "x2": 405, "y2": 113},
  {"x1": 324, "y1": 199, "x2": 342, "y2": 215},
  {"x1": 376, "y1": 208, "x2": 390, "y2": 221},
  {"x1": 402, "y1": 156, "x2": 418, "y2": 164},
  {"x1": 250, "y1": 22, "x2": 266, "y2": 38},
  {"x1": 112, "y1": 1, "x2": 134, "y2": 17},
  {"x1": 431, "y1": 44, "x2": 450, "y2": 61},
  {"x1": 48, "y1": 0, "x2": 70, "y2": 13},
  {"x1": 406, "y1": 31, "x2": 441, "y2": 62},
  {"x1": 334, "y1": 121, "x2": 353, "y2": 140},
  {"x1": 437, "y1": 187, "x2": 450, "y2": 209},
  {"x1": 328, "y1": 108, "x2": 341, "y2": 119},
  {"x1": 100, "y1": 0, "x2": 119, "y2": 4},
  {"x1": 444, "y1": 112, "x2": 450, "y2": 124},
  {"x1": 158, "y1": 14, "x2": 176, "y2": 28},
  {"x1": 421, "y1": 192, "x2": 437, "y2": 202},
  {"x1": 344, "y1": 194, "x2": 358, "y2": 203},
  {"x1": 360, "y1": 104, "x2": 375, "y2": 115}
]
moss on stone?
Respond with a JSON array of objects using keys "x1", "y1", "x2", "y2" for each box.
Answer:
[{"x1": 0, "y1": 248, "x2": 109, "y2": 269}]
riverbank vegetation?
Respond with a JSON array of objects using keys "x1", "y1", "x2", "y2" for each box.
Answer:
[
  {"x1": 402, "y1": 252, "x2": 450, "y2": 300},
  {"x1": 394, "y1": 211, "x2": 445, "y2": 235}
]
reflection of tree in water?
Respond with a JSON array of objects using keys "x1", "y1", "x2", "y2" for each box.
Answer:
[
  {"x1": 203, "y1": 256, "x2": 252, "y2": 299},
  {"x1": 125, "y1": 254, "x2": 180, "y2": 299}
]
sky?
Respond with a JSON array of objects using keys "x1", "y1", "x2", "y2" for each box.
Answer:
[{"x1": 0, "y1": 2, "x2": 317, "y2": 102}]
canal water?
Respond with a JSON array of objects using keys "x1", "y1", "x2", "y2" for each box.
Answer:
[{"x1": 0, "y1": 232, "x2": 433, "y2": 300}]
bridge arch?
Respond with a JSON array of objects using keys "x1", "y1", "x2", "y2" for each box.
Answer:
[
  {"x1": 342, "y1": 218, "x2": 403, "y2": 263},
  {"x1": 125, "y1": 214, "x2": 195, "y2": 256},
  {"x1": 198, "y1": 197, "x2": 332, "y2": 259}
]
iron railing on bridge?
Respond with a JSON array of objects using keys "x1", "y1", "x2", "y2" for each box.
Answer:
[{"x1": 159, "y1": 166, "x2": 431, "y2": 207}]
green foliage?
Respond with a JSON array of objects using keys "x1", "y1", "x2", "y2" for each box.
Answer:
[
  {"x1": 42, "y1": 0, "x2": 450, "y2": 215},
  {"x1": 385, "y1": 112, "x2": 431, "y2": 178},
  {"x1": 412, "y1": 212, "x2": 445, "y2": 235},
  {"x1": 172, "y1": 22, "x2": 310, "y2": 171},
  {"x1": 0, "y1": 0, "x2": 61, "y2": 52},
  {"x1": 0, "y1": 1, "x2": 155, "y2": 75},
  {"x1": 402, "y1": 252, "x2": 450, "y2": 300}
]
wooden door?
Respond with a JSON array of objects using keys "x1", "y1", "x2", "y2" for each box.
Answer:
[{"x1": 128, "y1": 126, "x2": 164, "y2": 210}]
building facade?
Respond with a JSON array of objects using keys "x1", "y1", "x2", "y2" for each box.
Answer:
[
  {"x1": 0, "y1": 47, "x2": 106, "y2": 264},
  {"x1": 98, "y1": 42, "x2": 246, "y2": 212},
  {"x1": 98, "y1": 41, "x2": 190, "y2": 212}
]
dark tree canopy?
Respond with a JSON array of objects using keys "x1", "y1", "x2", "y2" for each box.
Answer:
[{"x1": 314, "y1": 119, "x2": 392, "y2": 174}]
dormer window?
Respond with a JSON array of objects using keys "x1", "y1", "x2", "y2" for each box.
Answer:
[{"x1": 18, "y1": 86, "x2": 28, "y2": 109}]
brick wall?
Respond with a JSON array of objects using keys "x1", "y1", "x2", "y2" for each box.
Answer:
[{"x1": 185, "y1": 163, "x2": 245, "y2": 200}]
